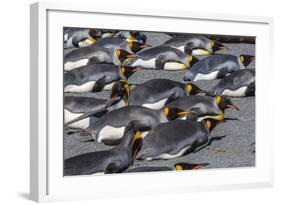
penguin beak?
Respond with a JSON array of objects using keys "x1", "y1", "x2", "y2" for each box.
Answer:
[
  {"x1": 105, "y1": 96, "x2": 117, "y2": 108},
  {"x1": 251, "y1": 56, "x2": 256, "y2": 61},
  {"x1": 227, "y1": 104, "x2": 240, "y2": 111},
  {"x1": 177, "y1": 111, "x2": 190, "y2": 116}
]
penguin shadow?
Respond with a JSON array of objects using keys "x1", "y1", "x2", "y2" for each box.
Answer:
[
  {"x1": 193, "y1": 135, "x2": 226, "y2": 153},
  {"x1": 223, "y1": 117, "x2": 239, "y2": 121}
]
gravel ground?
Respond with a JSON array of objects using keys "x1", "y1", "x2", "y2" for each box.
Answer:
[{"x1": 64, "y1": 31, "x2": 255, "y2": 173}]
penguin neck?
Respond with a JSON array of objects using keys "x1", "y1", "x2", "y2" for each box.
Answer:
[
  {"x1": 159, "y1": 110, "x2": 169, "y2": 123},
  {"x1": 238, "y1": 56, "x2": 246, "y2": 69}
]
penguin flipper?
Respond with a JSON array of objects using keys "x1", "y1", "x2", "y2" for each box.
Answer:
[
  {"x1": 155, "y1": 55, "x2": 167, "y2": 70},
  {"x1": 217, "y1": 67, "x2": 230, "y2": 79},
  {"x1": 92, "y1": 76, "x2": 109, "y2": 92},
  {"x1": 105, "y1": 160, "x2": 125, "y2": 174}
]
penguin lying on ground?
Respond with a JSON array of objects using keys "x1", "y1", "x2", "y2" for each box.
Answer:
[
  {"x1": 64, "y1": 123, "x2": 143, "y2": 176},
  {"x1": 64, "y1": 47, "x2": 133, "y2": 71},
  {"x1": 114, "y1": 31, "x2": 147, "y2": 44},
  {"x1": 106, "y1": 79, "x2": 207, "y2": 110},
  {"x1": 64, "y1": 28, "x2": 100, "y2": 48},
  {"x1": 64, "y1": 64, "x2": 140, "y2": 93},
  {"x1": 122, "y1": 45, "x2": 198, "y2": 70},
  {"x1": 183, "y1": 54, "x2": 255, "y2": 81},
  {"x1": 209, "y1": 69, "x2": 255, "y2": 97},
  {"x1": 162, "y1": 34, "x2": 226, "y2": 55},
  {"x1": 137, "y1": 118, "x2": 224, "y2": 160},
  {"x1": 125, "y1": 162, "x2": 209, "y2": 173},
  {"x1": 65, "y1": 106, "x2": 189, "y2": 145},
  {"x1": 93, "y1": 37, "x2": 148, "y2": 53},
  {"x1": 166, "y1": 95, "x2": 239, "y2": 121}
]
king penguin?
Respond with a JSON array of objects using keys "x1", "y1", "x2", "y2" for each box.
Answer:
[
  {"x1": 64, "y1": 124, "x2": 143, "y2": 176},
  {"x1": 209, "y1": 69, "x2": 255, "y2": 97},
  {"x1": 183, "y1": 54, "x2": 255, "y2": 81},
  {"x1": 64, "y1": 47, "x2": 133, "y2": 71},
  {"x1": 137, "y1": 118, "x2": 224, "y2": 160},
  {"x1": 64, "y1": 28, "x2": 99, "y2": 48},
  {"x1": 66, "y1": 105, "x2": 190, "y2": 145},
  {"x1": 123, "y1": 45, "x2": 198, "y2": 70},
  {"x1": 64, "y1": 64, "x2": 140, "y2": 93},
  {"x1": 94, "y1": 37, "x2": 148, "y2": 53},
  {"x1": 163, "y1": 34, "x2": 226, "y2": 55},
  {"x1": 166, "y1": 95, "x2": 239, "y2": 121},
  {"x1": 106, "y1": 79, "x2": 207, "y2": 110}
]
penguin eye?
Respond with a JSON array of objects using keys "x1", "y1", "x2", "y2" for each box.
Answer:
[{"x1": 240, "y1": 55, "x2": 244, "y2": 62}]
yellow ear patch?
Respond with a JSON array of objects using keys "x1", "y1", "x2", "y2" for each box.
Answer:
[
  {"x1": 210, "y1": 40, "x2": 215, "y2": 48},
  {"x1": 240, "y1": 55, "x2": 244, "y2": 62},
  {"x1": 124, "y1": 84, "x2": 130, "y2": 95},
  {"x1": 206, "y1": 120, "x2": 211, "y2": 129},
  {"x1": 215, "y1": 96, "x2": 221, "y2": 105},
  {"x1": 134, "y1": 131, "x2": 142, "y2": 141},
  {"x1": 121, "y1": 66, "x2": 125, "y2": 74},
  {"x1": 163, "y1": 107, "x2": 169, "y2": 117},
  {"x1": 116, "y1": 49, "x2": 121, "y2": 57},
  {"x1": 187, "y1": 84, "x2": 192, "y2": 93},
  {"x1": 175, "y1": 165, "x2": 183, "y2": 171},
  {"x1": 188, "y1": 55, "x2": 193, "y2": 62}
]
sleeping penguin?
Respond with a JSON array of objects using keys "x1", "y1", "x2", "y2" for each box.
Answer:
[
  {"x1": 183, "y1": 54, "x2": 255, "y2": 81},
  {"x1": 163, "y1": 34, "x2": 226, "y2": 55},
  {"x1": 123, "y1": 45, "x2": 198, "y2": 70},
  {"x1": 64, "y1": 123, "x2": 143, "y2": 176},
  {"x1": 64, "y1": 64, "x2": 140, "y2": 93},
  {"x1": 209, "y1": 69, "x2": 255, "y2": 97},
  {"x1": 106, "y1": 79, "x2": 207, "y2": 110},
  {"x1": 65, "y1": 106, "x2": 190, "y2": 145},
  {"x1": 137, "y1": 118, "x2": 224, "y2": 160}
]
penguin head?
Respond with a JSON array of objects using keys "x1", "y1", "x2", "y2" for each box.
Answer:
[
  {"x1": 216, "y1": 96, "x2": 240, "y2": 111},
  {"x1": 186, "y1": 83, "x2": 207, "y2": 96},
  {"x1": 174, "y1": 162, "x2": 209, "y2": 171},
  {"x1": 120, "y1": 65, "x2": 141, "y2": 78},
  {"x1": 115, "y1": 49, "x2": 136, "y2": 63},
  {"x1": 106, "y1": 80, "x2": 130, "y2": 107},
  {"x1": 210, "y1": 40, "x2": 226, "y2": 53},
  {"x1": 128, "y1": 32, "x2": 147, "y2": 44},
  {"x1": 239, "y1": 55, "x2": 255, "y2": 67},
  {"x1": 183, "y1": 70, "x2": 195, "y2": 82},
  {"x1": 163, "y1": 107, "x2": 190, "y2": 121},
  {"x1": 129, "y1": 41, "x2": 149, "y2": 53},
  {"x1": 187, "y1": 55, "x2": 199, "y2": 67},
  {"x1": 88, "y1": 29, "x2": 102, "y2": 39},
  {"x1": 203, "y1": 118, "x2": 225, "y2": 132}
]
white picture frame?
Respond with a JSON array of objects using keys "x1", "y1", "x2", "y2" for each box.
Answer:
[{"x1": 30, "y1": 2, "x2": 274, "y2": 202}]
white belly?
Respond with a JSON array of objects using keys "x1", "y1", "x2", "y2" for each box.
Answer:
[
  {"x1": 192, "y1": 49, "x2": 211, "y2": 56},
  {"x1": 141, "y1": 131, "x2": 150, "y2": 138},
  {"x1": 221, "y1": 86, "x2": 247, "y2": 97},
  {"x1": 64, "y1": 81, "x2": 96, "y2": 93},
  {"x1": 98, "y1": 126, "x2": 125, "y2": 142},
  {"x1": 65, "y1": 109, "x2": 89, "y2": 129},
  {"x1": 145, "y1": 146, "x2": 191, "y2": 161},
  {"x1": 194, "y1": 70, "x2": 219, "y2": 81},
  {"x1": 64, "y1": 33, "x2": 69, "y2": 41},
  {"x1": 142, "y1": 98, "x2": 168, "y2": 110},
  {"x1": 132, "y1": 58, "x2": 156, "y2": 69},
  {"x1": 64, "y1": 59, "x2": 89, "y2": 71},
  {"x1": 64, "y1": 81, "x2": 114, "y2": 93},
  {"x1": 164, "y1": 62, "x2": 187, "y2": 70}
]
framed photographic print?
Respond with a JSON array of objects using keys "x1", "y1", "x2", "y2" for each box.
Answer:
[{"x1": 30, "y1": 2, "x2": 274, "y2": 202}]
